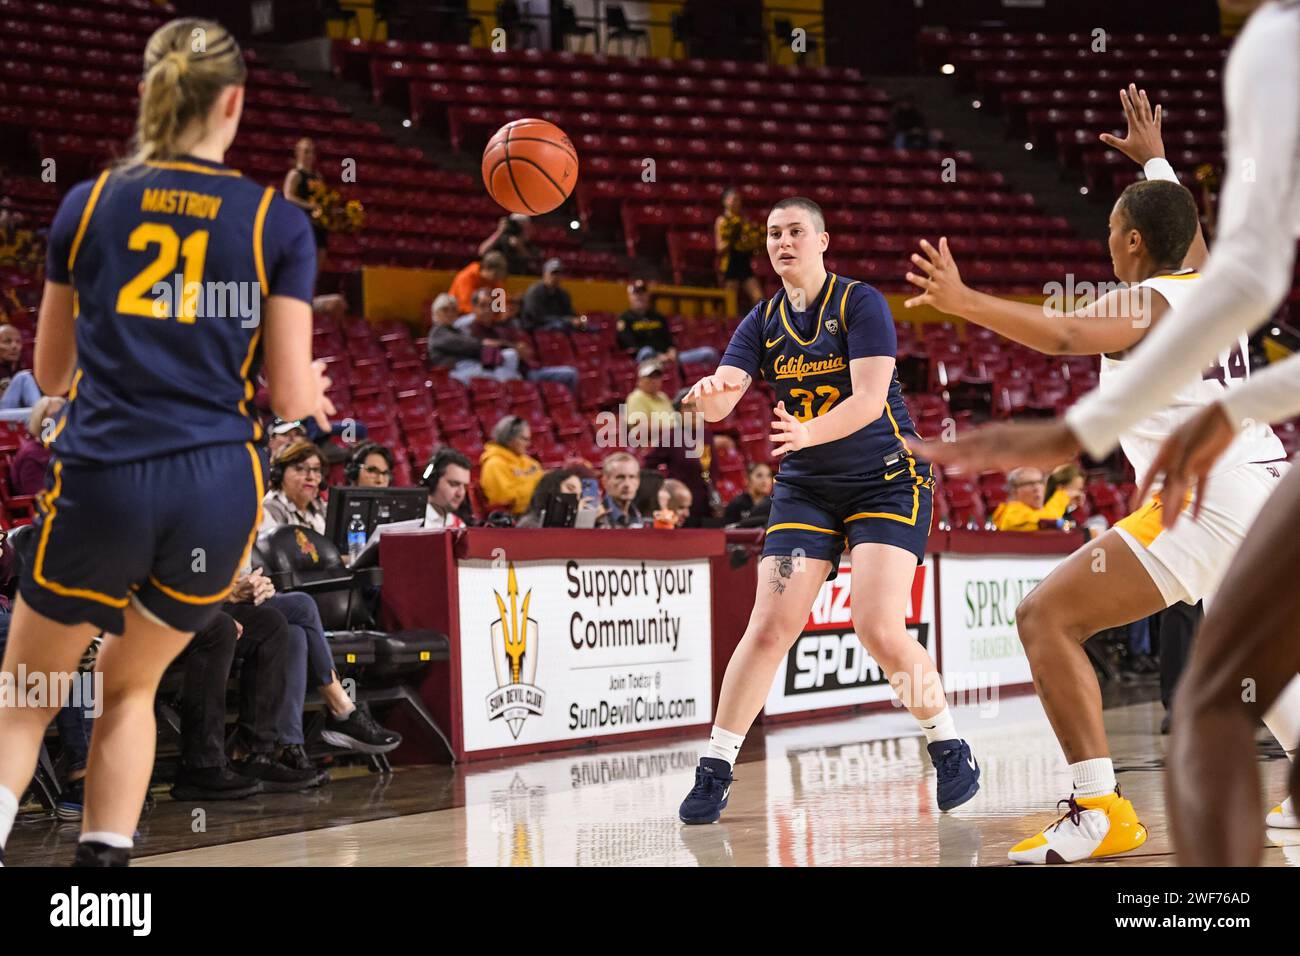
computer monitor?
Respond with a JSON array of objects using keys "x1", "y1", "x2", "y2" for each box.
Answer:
[{"x1": 324, "y1": 486, "x2": 428, "y2": 553}]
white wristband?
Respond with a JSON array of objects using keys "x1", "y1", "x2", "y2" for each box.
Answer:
[{"x1": 1143, "y1": 157, "x2": 1178, "y2": 183}]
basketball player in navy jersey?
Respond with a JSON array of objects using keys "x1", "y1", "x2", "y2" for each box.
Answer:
[
  {"x1": 678, "y1": 197, "x2": 980, "y2": 824},
  {"x1": 0, "y1": 19, "x2": 331, "y2": 866}
]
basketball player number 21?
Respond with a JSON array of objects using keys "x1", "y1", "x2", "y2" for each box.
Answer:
[
  {"x1": 787, "y1": 385, "x2": 840, "y2": 421},
  {"x1": 115, "y1": 223, "x2": 210, "y2": 322}
]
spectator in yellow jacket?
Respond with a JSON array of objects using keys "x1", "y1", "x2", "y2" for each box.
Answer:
[
  {"x1": 479, "y1": 415, "x2": 544, "y2": 515},
  {"x1": 991, "y1": 466, "x2": 1071, "y2": 531}
]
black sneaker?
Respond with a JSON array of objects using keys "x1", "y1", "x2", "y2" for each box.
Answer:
[
  {"x1": 278, "y1": 744, "x2": 319, "y2": 773},
  {"x1": 171, "y1": 763, "x2": 263, "y2": 801},
  {"x1": 234, "y1": 752, "x2": 328, "y2": 792},
  {"x1": 56, "y1": 779, "x2": 85, "y2": 822},
  {"x1": 322, "y1": 707, "x2": 402, "y2": 754},
  {"x1": 73, "y1": 841, "x2": 131, "y2": 867}
]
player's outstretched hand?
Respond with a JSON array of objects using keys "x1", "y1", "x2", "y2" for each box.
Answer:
[
  {"x1": 1133, "y1": 402, "x2": 1235, "y2": 530},
  {"x1": 310, "y1": 358, "x2": 337, "y2": 432},
  {"x1": 904, "y1": 237, "x2": 968, "y2": 315},
  {"x1": 770, "y1": 401, "x2": 811, "y2": 457},
  {"x1": 686, "y1": 372, "x2": 744, "y2": 405},
  {"x1": 916, "y1": 419, "x2": 1081, "y2": 474},
  {"x1": 1099, "y1": 83, "x2": 1164, "y2": 166}
]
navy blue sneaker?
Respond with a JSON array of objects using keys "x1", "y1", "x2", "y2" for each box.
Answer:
[
  {"x1": 928, "y1": 739, "x2": 980, "y2": 811},
  {"x1": 56, "y1": 779, "x2": 85, "y2": 822},
  {"x1": 679, "y1": 757, "x2": 734, "y2": 825}
]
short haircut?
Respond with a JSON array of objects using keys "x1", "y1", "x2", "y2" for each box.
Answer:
[
  {"x1": 769, "y1": 196, "x2": 825, "y2": 233},
  {"x1": 1007, "y1": 466, "x2": 1044, "y2": 489},
  {"x1": 663, "y1": 478, "x2": 691, "y2": 504},
  {"x1": 432, "y1": 292, "x2": 458, "y2": 314},
  {"x1": 423, "y1": 446, "x2": 472, "y2": 487},
  {"x1": 491, "y1": 414, "x2": 529, "y2": 447},
  {"x1": 482, "y1": 250, "x2": 508, "y2": 273},
  {"x1": 602, "y1": 451, "x2": 639, "y2": 475},
  {"x1": 271, "y1": 439, "x2": 322, "y2": 489},
  {"x1": 1115, "y1": 180, "x2": 1199, "y2": 270}
]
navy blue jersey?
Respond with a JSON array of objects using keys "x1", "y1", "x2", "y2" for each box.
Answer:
[
  {"x1": 720, "y1": 273, "x2": 918, "y2": 480},
  {"x1": 44, "y1": 155, "x2": 315, "y2": 465}
]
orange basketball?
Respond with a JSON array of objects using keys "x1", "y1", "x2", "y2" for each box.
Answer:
[{"x1": 481, "y1": 118, "x2": 579, "y2": 215}]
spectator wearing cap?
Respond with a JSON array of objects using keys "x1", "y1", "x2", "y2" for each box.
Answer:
[
  {"x1": 598, "y1": 452, "x2": 644, "y2": 528},
  {"x1": 11, "y1": 395, "x2": 65, "y2": 496},
  {"x1": 449, "y1": 250, "x2": 509, "y2": 314},
  {"x1": 428, "y1": 291, "x2": 521, "y2": 385},
  {"x1": 478, "y1": 214, "x2": 542, "y2": 275},
  {"x1": 626, "y1": 357, "x2": 676, "y2": 432},
  {"x1": 458, "y1": 288, "x2": 579, "y2": 392},
  {"x1": 991, "y1": 467, "x2": 1072, "y2": 532},
  {"x1": 479, "y1": 415, "x2": 544, "y2": 515},
  {"x1": 616, "y1": 281, "x2": 720, "y2": 367},
  {"x1": 260, "y1": 440, "x2": 327, "y2": 540},
  {"x1": 422, "y1": 448, "x2": 472, "y2": 529},
  {"x1": 520, "y1": 259, "x2": 583, "y2": 332},
  {"x1": 268, "y1": 418, "x2": 308, "y2": 456}
]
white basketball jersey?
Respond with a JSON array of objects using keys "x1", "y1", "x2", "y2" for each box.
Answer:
[{"x1": 1098, "y1": 270, "x2": 1286, "y2": 486}]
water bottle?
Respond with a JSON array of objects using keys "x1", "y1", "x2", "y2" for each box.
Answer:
[{"x1": 347, "y1": 513, "x2": 366, "y2": 563}]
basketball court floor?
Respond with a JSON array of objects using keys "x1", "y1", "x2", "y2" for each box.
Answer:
[{"x1": 8, "y1": 689, "x2": 1297, "y2": 866}]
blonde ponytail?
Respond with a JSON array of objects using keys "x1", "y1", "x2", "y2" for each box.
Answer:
[{"x1": 122, "y1": 18, "x2": 247, "y2": 168}]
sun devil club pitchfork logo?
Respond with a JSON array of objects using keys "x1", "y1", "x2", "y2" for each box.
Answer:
[{"x1": 486, "y1": 562, "x2": 546, "y2": 738}]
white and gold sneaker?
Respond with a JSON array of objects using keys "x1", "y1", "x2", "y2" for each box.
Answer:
[
  {"x1": 1008, "y1": 791, "x2": 1147, "y2": 864},
  {"x1": 1266, "y1": 796, "x2": 1298, "y2": 829}
]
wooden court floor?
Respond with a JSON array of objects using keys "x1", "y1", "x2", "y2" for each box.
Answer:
[{"x1": 8, "y1": 690, "x2": 1297, "y2": 866}]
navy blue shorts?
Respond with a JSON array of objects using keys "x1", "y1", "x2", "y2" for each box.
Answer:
[
  {"x1": 19, "y1": 443, "x2": 264, "y2": 634},
  {"x1": 762, "y1": 459, "x2": 934, "y2": 578}
]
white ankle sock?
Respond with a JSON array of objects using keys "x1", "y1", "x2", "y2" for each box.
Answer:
[
  {"x1": 0, "y1": 784, "x2": 17, "y2": 848},
  {"x1": 1071, "y1": 758, "x2": 1116, "y2": 798},
  {"x1": 80, "y1": 831, "x2": 133, "y2": 849},
  {"x1": 704, "y1": 725, "x2": 745, "y2": 768},
  {"x1": 918, "y1": 706, "x2": 958, "y2": 744},
  {"x1": 1263, "y1": 675, "x2": 1300, "y2": 759}
]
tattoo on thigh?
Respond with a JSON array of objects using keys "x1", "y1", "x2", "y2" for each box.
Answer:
[{"x1": 770, "y1": 556, "x2": 794, "y2": 594}]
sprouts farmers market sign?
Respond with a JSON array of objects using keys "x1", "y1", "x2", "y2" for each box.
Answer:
[{"x1": 938, "y1": 554, "x2": 1057, "y2": 689}]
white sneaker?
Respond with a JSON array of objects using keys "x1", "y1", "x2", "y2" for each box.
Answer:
[
  {"x1": 1007, "y1": 792, "x2": 1147, "y2": 864},
  {"x1": 1266, "y1": 796, "x2": 1298, "y2": 829}
]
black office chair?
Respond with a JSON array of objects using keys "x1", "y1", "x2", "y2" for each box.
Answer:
[
  {"x1": 496, "y1": 0, "x2": 539, "y2": 50},
  {"x1": 556, "y1": 2, "x2": 597, "y2": 53},
  {"x1": 320, "y1": 0, "x2": 360, "y2": 38},
  {"x1": 606, "y1": 4, "x2": 649, "y2": 57},
  {"x1": 255, "y1": 526, "x2": 453, "y2": 763},
  {"x1": 773, "y1": 17, "x2": 819, "y2": 64}
]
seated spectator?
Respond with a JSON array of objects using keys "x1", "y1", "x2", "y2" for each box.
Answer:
[
  {"x1": 516, "y1": 467, "x2": 582, "y2": 528},
  {"x1": 0, "y1": 371, "x2": 42, "y2": 421},
  {"x1": 723, "y1": 462, "x2": 774, "y2": 526},
  {"x1": 346, "y1": 441, "x2": 394, "y2": 488},
  {"x1": 428, "y1": 292, "x2": 519, "y2": 385},
  {"x1": 1044, "y1": 463, "x2": 1087, "y2": 517},
  {"x1": 449, "y1": 250, "x2": 508, "y2": 314},
  {"x1": 422, "y1": 447, "x2": 472, "y2": 529},
  {"x1": 225, "y1": 569, "x2": 401, "y2": 760},
  {"x1": 267, "y1": 418, "x2": 308, "y2": 456},
  {"x1": 641, "y1": 392, "x2": 713, "y2": 526},
  {"x1": 11, "y1": 396, "x2": 64, "y2": 496},
  {"x1": 662, "y1": 478, "x2": 693, "y2": 528},
  {"x1": 0, "y1": 323, "x2": 22, "y2": 393},
  {"x1": 261, "y1": 440, "x2": 327, "y2": 540},
  {"x1": 891, "y1": 95, "x2": 937, "y2": 150},
  {"x1": 479, "y1": 416, "x2": 544, "y2": 515},
  {"x1": 991, "y1": 466, "x2": 1071, "y2": 531},
  {"x1": 599, "y1": 451, "x2": 645, "y2": 528},
  {"x1": 626, "y1": 358, "x2": 676, "y2": 432},
  {"x1": 458, "y1": 288, "x2": 578, "y2": 391},
  {"x1": 171, "y1": 605, "x2": 325, "y2": 800},
  {"x1": 616, "y1": 280, "x2": 720, "y2": 367},
  {"x1": 520, "y1": 258, "x2": 584, "y2": 332},
  {"x1": 478, "y1": 214, "x2": 542, "y2": 275}
]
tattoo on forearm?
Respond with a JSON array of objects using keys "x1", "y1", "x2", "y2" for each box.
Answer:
[{"x1": 769, "y1": 556, "x2": 794, "y2": 594}]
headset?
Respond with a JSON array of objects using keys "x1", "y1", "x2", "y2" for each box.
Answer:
[
  {"x1": 421, "y1": 446, "x2": 472, "y2": 493},
  {"x1": 345, "y1": 441, "x2": 393, "y2": 484},
  {"x1": 268, "y1": 440, "x2": 319, "y2": 489}
]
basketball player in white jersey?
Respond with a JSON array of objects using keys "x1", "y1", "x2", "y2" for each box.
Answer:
[{"x1": 902, "y1": 84, "x2": 1297, "y2": 862}]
